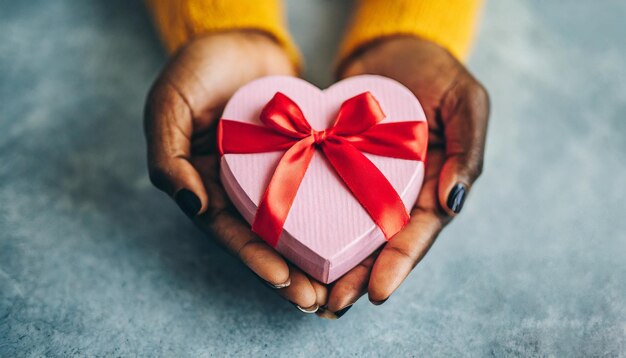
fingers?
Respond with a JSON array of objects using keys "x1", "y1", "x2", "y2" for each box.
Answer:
[
  {"x1": 197, "y1": 207, "x2": 323, "y2": 311},
  {"x1": 368, "y1": 150, "x2": 447, "y2": 303},
  {"x1": 274, "y1": 265, "x2": 324, "y2": 313},
  {"x1": 196, "y1": 206, "x2": 291, "y2": 288},
  {"x1": 318, "y1": 253, "x2": 377, "y2": 319},
  {"x1": 144, "y1": 81, "x2": 209, "y2": 217},
  {"x1": 191, "y1": 155, "x2": 291, "y2": 289},
  {"x1": 316, "y1": 254, "x2": 376, "y2": 320},
  {"x1": 189, "y1": 152, "x2": 324, "y2": 313},
  {"x1": 368, "y1": 211, "x2": 443, "y2": 304},
  {"x1": 310, "y1": 280, "x2": 329, "y2": 308},
  {"x1": 438, "y1": 79, "x2": 490, "y2": 216}
]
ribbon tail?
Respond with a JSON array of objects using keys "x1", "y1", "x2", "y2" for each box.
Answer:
[
  {"x1": 252, "y1": 137, "x2": 316, "y2": 247},
  {"x1": 346, "y1": 121, "x2": 429, "y2": 161},
  {"x1": 321, "y1": 138, "x2": 410, "y2": 240}
]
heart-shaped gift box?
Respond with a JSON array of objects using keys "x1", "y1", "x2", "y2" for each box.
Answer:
[{"x1": 218, "y1": 75, "x2": 428, "y2": 284}]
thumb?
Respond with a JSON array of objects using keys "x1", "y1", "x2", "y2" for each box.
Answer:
[
  {"x1": 437, "y1": 80, "x2": 489, "y2": 216},
  {"x1": 144, "y1": 81, "x2": 209, "y2": 217}
]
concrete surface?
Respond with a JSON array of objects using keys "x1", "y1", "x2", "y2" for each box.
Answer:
[{"x1": 1, "y1": 0, "x2": 625, "y2": 356}]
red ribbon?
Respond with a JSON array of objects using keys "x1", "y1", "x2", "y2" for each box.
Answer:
[{"x1": 218, "y1": 92, "x2": 428, "y2": 247}]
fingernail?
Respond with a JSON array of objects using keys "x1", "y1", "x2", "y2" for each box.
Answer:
[
  {"x1": 290, "y1": 301, "x2": 319, "y2": 314},
  {"x1": 446, "y1": 183, "x2": 467, "y2": 214},
  {"x1": 333, "y1": 305, "x2": 353, "y2": 318},
  {"x1": 175, "y1": 189, "x2": 201, "y2": 217},
  {"x1": 316, "y1": 305, "x2": 354, "y2": 320},
  {"x1": 371, "y1": 298, "x2": 388, "y2": 306},
  {"x1": 252, "y1": 272, "x2": 291, "y2": 289},
  {"x1": 267, "y1": 278, "x2": 291, "y2": 289}
]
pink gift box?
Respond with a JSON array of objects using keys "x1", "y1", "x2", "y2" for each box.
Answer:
[{"x1": 219, "y1": 75, "x2": 427, "y2": 283}]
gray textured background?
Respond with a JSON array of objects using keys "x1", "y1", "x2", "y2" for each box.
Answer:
[{"x1": 1, "y1": 0, "x2": 625, "y2": 356}]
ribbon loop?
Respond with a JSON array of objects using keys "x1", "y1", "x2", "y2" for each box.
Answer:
[
  {"x1": 332, "y1": 91, "x2": 385, "y2": 135},
  {"x1": 218, "y1": 91, "x2": 428, "y2": 247},
  {"x1": 260, "y1": 92, "x2": 312, "y2": 138}
]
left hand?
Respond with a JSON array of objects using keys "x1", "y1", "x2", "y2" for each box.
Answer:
[
  {"x1": 318, "y1": 36, "x2": 489, "y2": 319},
  {"x1": 144, "y1": 31, "x2": 326, "y2": 313}
]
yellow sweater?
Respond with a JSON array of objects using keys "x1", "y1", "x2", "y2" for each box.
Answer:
[{"x1": 146, "y1": 0, "x2": 482, "y2": 68}]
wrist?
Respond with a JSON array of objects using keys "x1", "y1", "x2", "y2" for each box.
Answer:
[
  {"x1": 233, "y1": 30, "x2": 298, "y2": 75},
  {"x1": 338, "y1": 36, "x2": 457, "y2": 79},
  {"x1": 186, "y1": 30, "x2": 296, "y2": 76}
]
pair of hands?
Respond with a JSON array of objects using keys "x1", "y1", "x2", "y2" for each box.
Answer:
[{"x1": 144, "y1": 31, "x2": 489, "y2": 318}]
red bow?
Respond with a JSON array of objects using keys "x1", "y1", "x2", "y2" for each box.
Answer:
[{"x1": 218, "y1": 92, "x2": 428, "y2": 247}]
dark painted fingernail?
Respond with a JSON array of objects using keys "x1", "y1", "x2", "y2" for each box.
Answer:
[
  {"x1": 334, "y1": 305, "x2": 353, "y2": 318},
  {"x1": 446, "y1": 183, "x2": 467, "y2": 214},
  {"x1": 175, "y1": 189, "x2": 201, "y2": 217},
  {"x1": 371, "y1": 298, "x2": 388, "y2": 306}
]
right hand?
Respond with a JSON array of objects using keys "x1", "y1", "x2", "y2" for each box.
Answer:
[
  {"x1": 320, "y1": 36, "x2": 489, "y2": 318},
  {"x1": 144, "y1": 31, "x2": 327, "y2": 313}
]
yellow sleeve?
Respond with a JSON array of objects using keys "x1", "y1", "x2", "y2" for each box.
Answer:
[
  {"x1": 145, "y1": 0, "x2": 300, "y2": 66},
  {"x1": 339, "y1": 0, "x2": 484, "y2": 63}
]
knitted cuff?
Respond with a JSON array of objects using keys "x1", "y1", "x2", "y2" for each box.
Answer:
[
  {"x1": 145, "y1": 0, "x2": 301, "y2": 68},
  {"x1": 339, "y1": 0, "x2": 483, "y2": 66}
]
